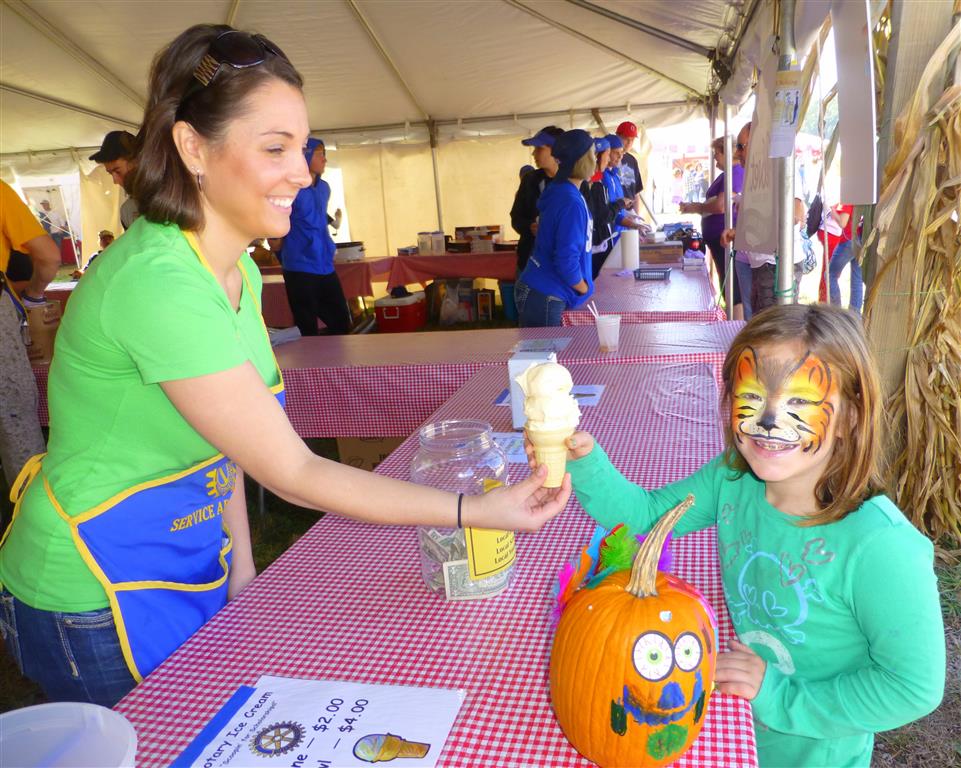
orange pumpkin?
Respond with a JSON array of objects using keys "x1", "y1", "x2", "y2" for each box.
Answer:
[{"x1": 550, "y1": 496, "x2": 717, "y2": 768}]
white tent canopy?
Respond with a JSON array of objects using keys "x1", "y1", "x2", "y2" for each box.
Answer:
[
  {"x1": 0, "y1": 0, "x2": 763, "y2": 153},
  {"x1": 1, "y1": 0, "x2": 760, "y2": 256}
]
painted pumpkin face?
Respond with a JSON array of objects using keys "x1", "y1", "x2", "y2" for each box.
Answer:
[{"x1": 550, "y1": 569, "x2": 718, "y2": 768}]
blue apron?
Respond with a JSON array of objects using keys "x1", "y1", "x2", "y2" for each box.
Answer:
[{"x1": 1, "y1": 231, "x2": 285, "y2": 682}]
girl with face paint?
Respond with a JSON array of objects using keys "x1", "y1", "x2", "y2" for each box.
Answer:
[{"x1": 529, "y1": 303, "x2": 945, "y2": 768}]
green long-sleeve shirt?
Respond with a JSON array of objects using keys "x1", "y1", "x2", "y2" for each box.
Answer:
[{"x1": 567, "y1": 446, "x2": 945, "y2": 768}]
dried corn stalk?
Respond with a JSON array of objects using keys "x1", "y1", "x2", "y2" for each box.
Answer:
[{"x1": 864, "y1": 21, "x2": 961, "y2": 545}]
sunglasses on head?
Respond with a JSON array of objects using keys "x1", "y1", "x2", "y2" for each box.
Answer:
[
  {"x1": 736, "y1": 142, "x2": 747, "y2": 151},
  {"x1": 177, "y1": 30, "x2": 288, "y2": 116}
]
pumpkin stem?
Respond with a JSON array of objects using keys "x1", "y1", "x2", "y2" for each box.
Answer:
[{"x1": 626, "y1": 495, "x2": 695, "y2": 598}]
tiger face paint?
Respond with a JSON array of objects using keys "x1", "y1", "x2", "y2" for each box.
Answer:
[
  {"x1": 732, "y1": 346, "x2": 838, "y2": 453},
  {"x1": 730, "y1": 344, "x2": 843, "y2": 495}
]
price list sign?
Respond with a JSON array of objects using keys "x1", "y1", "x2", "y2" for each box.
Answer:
[{"x1": 173, "y1": 676, "x2": 464, "y2": 768}]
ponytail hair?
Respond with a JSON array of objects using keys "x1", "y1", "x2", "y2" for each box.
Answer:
[{"x1": 132, "y1": 24, "x2": 303, "y2": 230}]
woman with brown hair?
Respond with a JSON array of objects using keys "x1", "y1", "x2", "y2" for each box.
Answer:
[{"x1": 0, "y1": 24, "x2": 570, "y2": 707}]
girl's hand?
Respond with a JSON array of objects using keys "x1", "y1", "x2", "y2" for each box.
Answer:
[
  {"x1": 715, "y1": 639, "x2": 766, "y2": 699},
  {"x1": 466, "y1": 464, "x2": 571, "y2": 532},
  {"x1": 523, "y1": 429, "x2": 595, "y2": 471}
]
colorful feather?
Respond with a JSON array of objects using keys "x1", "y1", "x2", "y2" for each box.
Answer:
[
  {"x1": 636, "y1": 530, "x2": 674, "y2": 573},
  {"x1": 599, "y1": 524, "x2": 640, "y2": 572}
]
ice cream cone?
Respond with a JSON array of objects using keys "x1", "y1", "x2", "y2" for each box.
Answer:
[
  {"x1": 528, "y1": 426, "x2": 573, "y2": 488},
  {"x1": 353, "y1": 733, "x2": 431, "y2": 762},
  {"x1": 393, "y1": 737, "x2": 430, "y2": 758}
]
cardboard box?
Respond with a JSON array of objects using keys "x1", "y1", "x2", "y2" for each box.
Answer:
[
  {"x1": 336, "y1": 437, "x2": 406, "y2": 471},
  {"x1": 507, "y1": 350, "x2": 557, "y2": 429},
  {"x1": 24, "y1": 300, "x2": 61, "y2": 365},
  {"x1": 638, "y1": 241, "x2": 684, "y2": 264}
]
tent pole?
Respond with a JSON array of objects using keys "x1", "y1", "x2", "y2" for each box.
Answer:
[
  {"x1": 428, "y1": 120, "x2": 444, "y2": 233},
  {"x1": 708, "y1": 97, "x2": 717, "y2": 183},
  {"x1": 0, "y1": 84, "x2": 139, "y2": 131},
  {"x1": 563, "y1": 0, "x2": 713, "y2": 57},
  {"x1": 503, "y1": 0, "x2": 701, "y2": 98},
  {"x1": 776, "y1": 0, "x2": 797, "y2": 305},
  {"x1": 4, "y1": 0, "x2": 144, "y2": 109},
  {"x1": 723, "y1": 104, "x2": 734, "y2": 313}
]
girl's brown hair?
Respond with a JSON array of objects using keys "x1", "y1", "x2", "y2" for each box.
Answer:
[
  {"x1": 721, "y1": 303, "x2": 885, "y2": 525},
  {"x1": 132, "y1": 24, "x2": 303, "y2": 230}
]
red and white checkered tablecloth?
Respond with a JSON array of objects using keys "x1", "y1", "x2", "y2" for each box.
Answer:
[
  {"x1": 563, "y1": 267, "x2": 726, "y2": 326},
  {"x1": 278, "y1": 322, "x2": 743, "y2": 438},
  {"x1": 114, "y1": 362, "x2": 757, "y2": 768},
  {"x1": 261, "y1": 256, "x2": 395, "y2": 328},
  {"x1": 387, "y1": 251, "x2": 517, "y2": 289},
  {"x1": 31, "y1": 322, "x2": 744, "y2": 435}
]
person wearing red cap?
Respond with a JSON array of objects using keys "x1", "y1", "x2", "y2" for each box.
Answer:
[{"x1": 615, "y1": 121, "x2": 643, "y2": 214}]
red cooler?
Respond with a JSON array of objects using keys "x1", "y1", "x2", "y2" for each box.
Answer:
[{"x1": 374, "y1": 291, "x2": 427, "y2": 333}]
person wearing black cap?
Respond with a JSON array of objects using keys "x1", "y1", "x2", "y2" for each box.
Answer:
[
  {"x1": 90, "y1": 130, "x2": 140, "y2": 230},
  {"x1": 509, "y1": 125, "x2": 564, "y2": 273},
  {"x1": 514, "y1": 129, "x2": 595, "y2": 327}
]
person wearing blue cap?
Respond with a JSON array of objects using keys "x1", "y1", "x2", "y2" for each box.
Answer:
[
  {"x1": 602, "y1": 134, "x2": 633, "y2": 244},
  {"x1": 510, "y1": 126, "x2": 564, "y2": 272},
  {"x1": 583, "y1": 136, "x2": 615, "y2": 278},
  {"x1": 275, "y1": 137, "x2": 351, "y2": 335},
  {"x1": 514, "y1": 129, "x2": 595, "y2": 327}
]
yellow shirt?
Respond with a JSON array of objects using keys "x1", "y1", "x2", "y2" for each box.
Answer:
[{"x1": 0, "y1": 180, "x2": 46, "y2": 275}]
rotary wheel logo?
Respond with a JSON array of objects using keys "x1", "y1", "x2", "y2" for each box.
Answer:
[{"x1": 250, "y1": 721, "x2": 305, "y2": 757}]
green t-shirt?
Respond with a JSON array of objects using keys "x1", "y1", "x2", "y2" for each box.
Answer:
[
  {"x1": 0, "y1": 219, "x2": 280, "y2": 611},
  {"x1": 567, "y1": 446, "x2": 945, "y2": 768}
]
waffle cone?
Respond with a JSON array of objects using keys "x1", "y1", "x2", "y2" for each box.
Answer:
[
  {"x1": 378, "y1": 735, "x2": 430, "y2": 759},
  {"x1": 528, "y1": 426, "x2": 573, "y2": 488},
  {"x1": 395, "y1": 739, "x2": 430, "y2": 758}
]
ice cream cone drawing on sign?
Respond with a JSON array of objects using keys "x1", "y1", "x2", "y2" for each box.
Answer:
[
  {"x1": 515, "y1": 362, "x2": 580, "y2": 488},
  {"x1": 353, "y1": 732, "x2": 431, "y2": 762}
]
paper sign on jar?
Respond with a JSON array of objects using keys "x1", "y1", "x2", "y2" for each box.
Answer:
[{"x1": 464, "y1": 479, "x2": 516, "y2": 581}]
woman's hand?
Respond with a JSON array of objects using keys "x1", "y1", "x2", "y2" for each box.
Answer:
[
  {"x1": 678, "y1": 201, "x2": 697, "y2": 214},
  {"x1": 524, "y1": 429, "x2": 595, "y2": 470},
  {"x1": 715, "y1": 639, "x2": 766, "y2": 699},
  {"x1": 572, "y1": 279, "x2": 589, "y2": 294},
  {"x1": 720, "y1": 227, "x2": 737, "y2": 247},
  {"x1": 465, "y1": 464, "x2": 571, "y2": 532}
]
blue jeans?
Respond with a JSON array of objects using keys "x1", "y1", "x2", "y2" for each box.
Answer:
[
  {"x1": 0, "y1": 589, "x2": 136, "y2": 706},
  {"x1": 734, "y1": 260, "x2": 754, "y2": 319},
  {"x1": 829, "y1": 240, "x2": 863, "y2": 314},
  {"x1": 514, "y1": 279, "x2": 567, "y2": 327}
]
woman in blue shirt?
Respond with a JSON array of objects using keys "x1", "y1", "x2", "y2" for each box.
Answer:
[
  {"x1": 277, "y1": 137, "x2": 351, "y2": 335},
  {"x1": 515, "y1": 129, "x2": 595, "y2": 327}
]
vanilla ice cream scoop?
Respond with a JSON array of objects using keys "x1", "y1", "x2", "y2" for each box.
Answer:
[
  {"x1": 515, "y1": 362, "x2": 580, "y2": 431},
  {"x1": 515, "y1": 362, "x2": 579, "y2": 488}
]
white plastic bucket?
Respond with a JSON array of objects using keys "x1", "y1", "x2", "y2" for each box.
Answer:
[{"x1": 0, "y1": 703, "x2": 137, "y2": 767}]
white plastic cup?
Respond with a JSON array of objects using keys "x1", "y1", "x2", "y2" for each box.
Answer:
[
  {"x1": 0, "y1": 703, "x2": 137, "y2": 767},
  {"x1": 596, "y1": 314, "x2": 621, "y2": 353}
]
